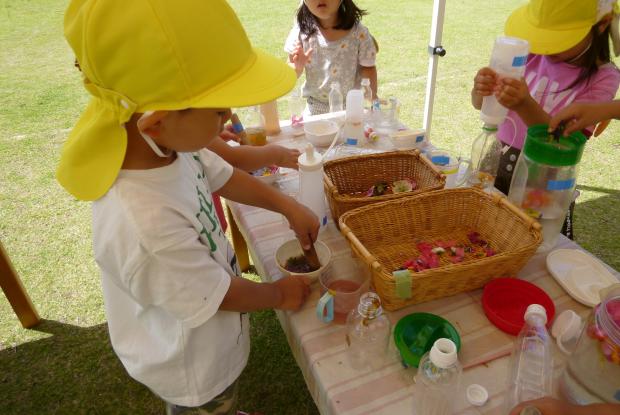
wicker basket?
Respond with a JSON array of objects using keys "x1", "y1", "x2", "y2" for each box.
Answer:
[
  {"x1": 339, "y1": 188, "x2": 543, "y2": 311},
  {"x1": 323, "y1": 150, "x2": 445, "y2": 225}
]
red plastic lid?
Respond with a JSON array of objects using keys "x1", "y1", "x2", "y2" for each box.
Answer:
[{"x1": 482, "y1": 278, "x2": 555, "y2": 336}]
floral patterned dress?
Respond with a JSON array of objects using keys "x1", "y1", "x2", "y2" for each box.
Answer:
[{"x1": 285, "y1": 22, "x2": 377, "y2": 115}]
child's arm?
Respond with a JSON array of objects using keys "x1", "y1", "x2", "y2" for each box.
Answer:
[
  {"x1": 509, "y1": 397, "x2": 620, "y2": 415},
  {"x1": 288, "y1": 40, "x2": 313, "y2": 78},
  {"x1": 218, "y1": 168, "x2": 319, "y2": 249},
  {"x1": 219, "y1": 274, "x2": 311, "y2": 312},
  {"x1": 207, "y1": 137, "x2": 300, "y2": 171},
  {"x1": 360, "y1": 66, "x2": 378, "y2": 99},
  {"x1": 496, "y1": 77, "x2": 550, "y2": 125},
  {"x1": 549, "y1": 100, "x2": 620, "y2": 136},
  {"x1": 471, "y1": 67, "x2": 498, "y2": 110}
]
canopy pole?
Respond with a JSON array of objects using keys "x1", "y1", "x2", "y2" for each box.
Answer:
[{"x1": 423, "y1": 0, "x2": 447, "y2": 142}]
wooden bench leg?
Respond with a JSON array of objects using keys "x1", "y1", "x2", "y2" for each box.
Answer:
[
  {"x1": 0, "y1": 241, "x2": 40, "y2": 328},
  {"x1": 226, "y1": 205, "x2": 250, "y2": 272}
]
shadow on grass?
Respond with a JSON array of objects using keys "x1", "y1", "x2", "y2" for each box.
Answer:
[
  {"x1": 0, "y1": 308, "x2": 319, "y2": 414},
  {"x1": 574, "y1": 184, "x2": 620, "y2": 271},
  {"x1": 0, "y1": 319, "x2": 161, "y2": 415}
]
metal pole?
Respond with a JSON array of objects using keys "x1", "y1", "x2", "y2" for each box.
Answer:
[{"x1": 423, "y1": 0, "x2": 447, "y2": 142}]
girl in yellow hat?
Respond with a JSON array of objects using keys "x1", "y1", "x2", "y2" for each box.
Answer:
[{"x1": 471, "y1": 0, "x2": 620, "y2": 239}]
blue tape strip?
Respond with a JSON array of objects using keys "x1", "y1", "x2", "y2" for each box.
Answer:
[
  {"x1": 431, "y1": 155, "x2": 450, "y2": 166},
  {"x1": 547, "y1": 178, "x2": 575, "y2": 191},
  {"x1": 232, "y1": 122, "x2": 244, "y2": 134},
  {"x1": 345, "y1": 138, "x2": 358, "y2": 146},
  {"x1": 512, "y1": 55, "x2": 527, "y2": 67}
]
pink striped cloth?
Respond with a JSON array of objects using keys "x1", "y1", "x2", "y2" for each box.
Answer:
[{"x1": 226, "y1": 121, "x2": 619, "y2": 415}]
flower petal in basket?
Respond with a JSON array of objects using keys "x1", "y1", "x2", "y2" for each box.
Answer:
[
  {"x1": 323, "y1": 150, "x2": 445, "y2": 227},
  {"x1": 339, "y1": 188, "x2": 543, "y2": 311}
]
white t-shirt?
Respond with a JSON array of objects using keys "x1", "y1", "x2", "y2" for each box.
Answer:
[{"x1": 92, "y1": 150, "x2": 249, "y2": 407}]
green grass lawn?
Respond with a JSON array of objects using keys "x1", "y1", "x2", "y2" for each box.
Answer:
[{"x1": 1, "y1": 0, "x2": 619, "y2": 414}]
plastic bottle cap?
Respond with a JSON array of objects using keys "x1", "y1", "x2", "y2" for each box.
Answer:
[
  {"x1": 361, "y1": 78, "x2": 370, "y2": 86},
  {"x1": 466, "y1": 384, "x2": 489, "y2": 406},
  {"x1": 551, "y1": 309, "x2": 582, "y2": 341},
  {"x1": 429, "y1": 338, "x2": 458, "y2": 368},
  {"x1": 524, "y1": 303, "x2": 547, "y2": 325},
  {"x1": 298, "y1": 143, "x2": 323, "y2": 171}
]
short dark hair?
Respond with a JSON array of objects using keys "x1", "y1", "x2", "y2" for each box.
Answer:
[{"x1": 296, "y1": 0, "x2": 367, "y2": 37}]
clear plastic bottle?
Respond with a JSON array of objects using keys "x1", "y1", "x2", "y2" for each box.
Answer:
[
  {"x1": 298, "y1": 144, "x2": 328, "y2": 230},
  {"x1": 412, "y1": 338, "x2": 462, "y2": 415},
  {"x1": 503, "y1": 304, "x2": 553, "y2": 414},
  {"x1": 345, "y1": 292, "x2": 391, "y2": 371},
  {"x1": 463, "y1": 124, "x2": 503, "y2": 191},
  {"x1": 361, "y1": 77, "x2": 372, "y2": 113},
  {"x1": 328, "y1": 81, "x2": 343, "y2": 113},
  {"x1": 508, "y1": 125, "x2": 586, "y2": 252},
  {"x1": 480, "y1": 36, "x2": 529, "y2": 125}
]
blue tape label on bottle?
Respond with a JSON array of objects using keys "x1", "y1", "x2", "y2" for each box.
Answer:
[
  {"x1": 345, "y1": 138, "x2": 358, "y2": 146},
  {"x1": 547, "y1": 178, "x2": 575, "y2": 191},
  {"x1": 512, "y1": 55, "x2": 527, "y2": 67},
  {"x1": 431, "y1": 155, "x2": 450, "y2": 166},
  {"x1": 232, "y1": 122, "x2": 244, "y2": 133},
  {"x1": 416, "y1": 135, "x2": 424, "y2": 143}
]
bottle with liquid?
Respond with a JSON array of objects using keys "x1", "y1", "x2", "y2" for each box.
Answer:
[
  {"x1": 298, "y1": 144, "x2": 328, "y2": 230},
  {"x1": 329, "y1": 81, "x2": 344, "y2": 113},
  {"x1": 361, "y1": 77, "x2": 372, "y2": 114},
  {"x1": 343, "y1": 89, "x2": 364, "y2": 146},
  {"x1": 480, "y1": 36, "x2": 529, "y2": 125},
  {"x1": 345, "y1": 292, "x2": 391, "y2": 371},
  {"x1": 462, "y1": 124, "x2": 503, "y2": 191},
  {"x1": 260, "y1": 100, "x2": 281, "y2": 136},
  {"x1": 503, "y1": 304, "x2": 553, "y2": 413},
  {"x1": 508, "y1": 125, "x2": 586, "y2": 252},
  {"x1": 412, "y1": 338, "x2": 462, "y2": 415},
  {"x1": 245, "y1": 106, "x2": 267, "y2": 146}
]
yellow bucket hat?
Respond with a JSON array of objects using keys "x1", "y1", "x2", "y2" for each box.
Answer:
[
  {"x1": 505, "y1": 0, "x2": 598, "y2": 55},
  {"x1": 58, "y1": 0, "x2": 296, "y2": 201}
]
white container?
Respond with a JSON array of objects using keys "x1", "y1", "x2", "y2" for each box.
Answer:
[
  {"x1": 428, "y1": 149, "x2": 470, "y2": 189},
  {"x1": 412, "y1": 338, "x2": 462, "y2": 415},
  {"x1": 329, "y1": 81, "x2": 344, "y2": 113},
  {"x1": 298, "y1": 144, "x2": 328, "y2": 230},
  {"x1": 343, "y1": 89, "x2": 364, "y2": 146},
  {"x1": 304, "y1": 120, "x2": 339, "y2": 147},
  {"x1": 503, "y1": 304, "x2": 553, "y2": 413},
  {"x1": 260, "y1": 100, "x2": 281, "y2": 135},
  {"x1": 480, "y1": 36, "x2": 529, "y2": 125},
  {"x1": 275, "y1": 239, "x2": 332, "y2": 282},
  {"x1": 389, "y1": 129, "x2": 426, "y2": 150}
]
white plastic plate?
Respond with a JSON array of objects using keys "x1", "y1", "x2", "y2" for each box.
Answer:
[{"x1": 546, "y1": 249, "x2": 618, "y2": 307}]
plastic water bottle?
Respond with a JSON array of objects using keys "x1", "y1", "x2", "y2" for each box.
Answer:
[
  {"x1": 345, "y1": 292, "x2": 391, "y2": 371},
  {"x1": 503, "y1": 304, "x2": 553, "y2": 414},
  {"x1": 329, "y1": 81, "x2": 343, "y2": 113},
  {"x1": 344, "y1": 89, "x2": 364, "y2": 146},
  {"x1": 412, "y1": 338, "x2": 462, "y2": 415},
  {"x1": 480, "y1": 36, "x2": 529, "y2": 125},
  {"x1": 361, "y1": 77, "x2": 372, "y2": 113},
  {"x1": 298, "y1": 144, "x2": 328, "y2": 230}
]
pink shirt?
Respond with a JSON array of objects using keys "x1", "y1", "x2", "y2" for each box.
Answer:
[{"x1": 498, "y1": 54, "x2": 620, "y2": 149}]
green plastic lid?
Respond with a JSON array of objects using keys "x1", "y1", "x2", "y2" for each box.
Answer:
[
  {"x1": 393, "y1": 312, "x2": 461, "y2": 368},
  {"x1": 523, "y1": 124, "x2": 586, "y2": 167}
]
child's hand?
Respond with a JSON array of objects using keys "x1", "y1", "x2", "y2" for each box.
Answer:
[
  {"x1": 290, "y1": 40, "x2": 313, "y2": 76},
  {"x1": 273, "y1": 145, "x2": 301, "y2": 169},
  {"x1": 284, "y1": 201, "x2": 320, "y2": 250},
  {"x1": 219, "y1": 124, "x2": 240, "y2": 142},
  {"x1": 273, "y1": 276, "x2": 311, "y2": 311},
  {"x1": 549, "y1": 102, "x2": 609, "y2": 136},
  {"x1": 496, "y1": 77, "x2": 532, "y2": 110},
  {"x1": 473, "y1": 67, "x2": 498, "y2": 96}
]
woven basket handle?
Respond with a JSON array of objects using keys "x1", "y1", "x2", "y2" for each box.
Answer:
[
  {"x1": 493, "y1": 193, "x2": 542, "y2": 232},
  {"x1": 339, "y1": 222, "x2": 382, "y2": 272}
]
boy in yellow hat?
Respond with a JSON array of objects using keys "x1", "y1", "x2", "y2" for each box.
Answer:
[
  {"x1": 58, "y1": 0, "x2": 319, "y2": 413},
  {"x1": 471, "y1": 0, "x2": 620, "y2": 239}
]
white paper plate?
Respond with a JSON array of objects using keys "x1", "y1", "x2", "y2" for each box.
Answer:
[{"x1": 546, "y1": 249, "x2": 618, "y2": 307}]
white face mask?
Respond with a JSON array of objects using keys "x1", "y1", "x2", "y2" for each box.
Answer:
[{"x1": 138, "y1": 111, "x2": 173, "y2": 158}]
